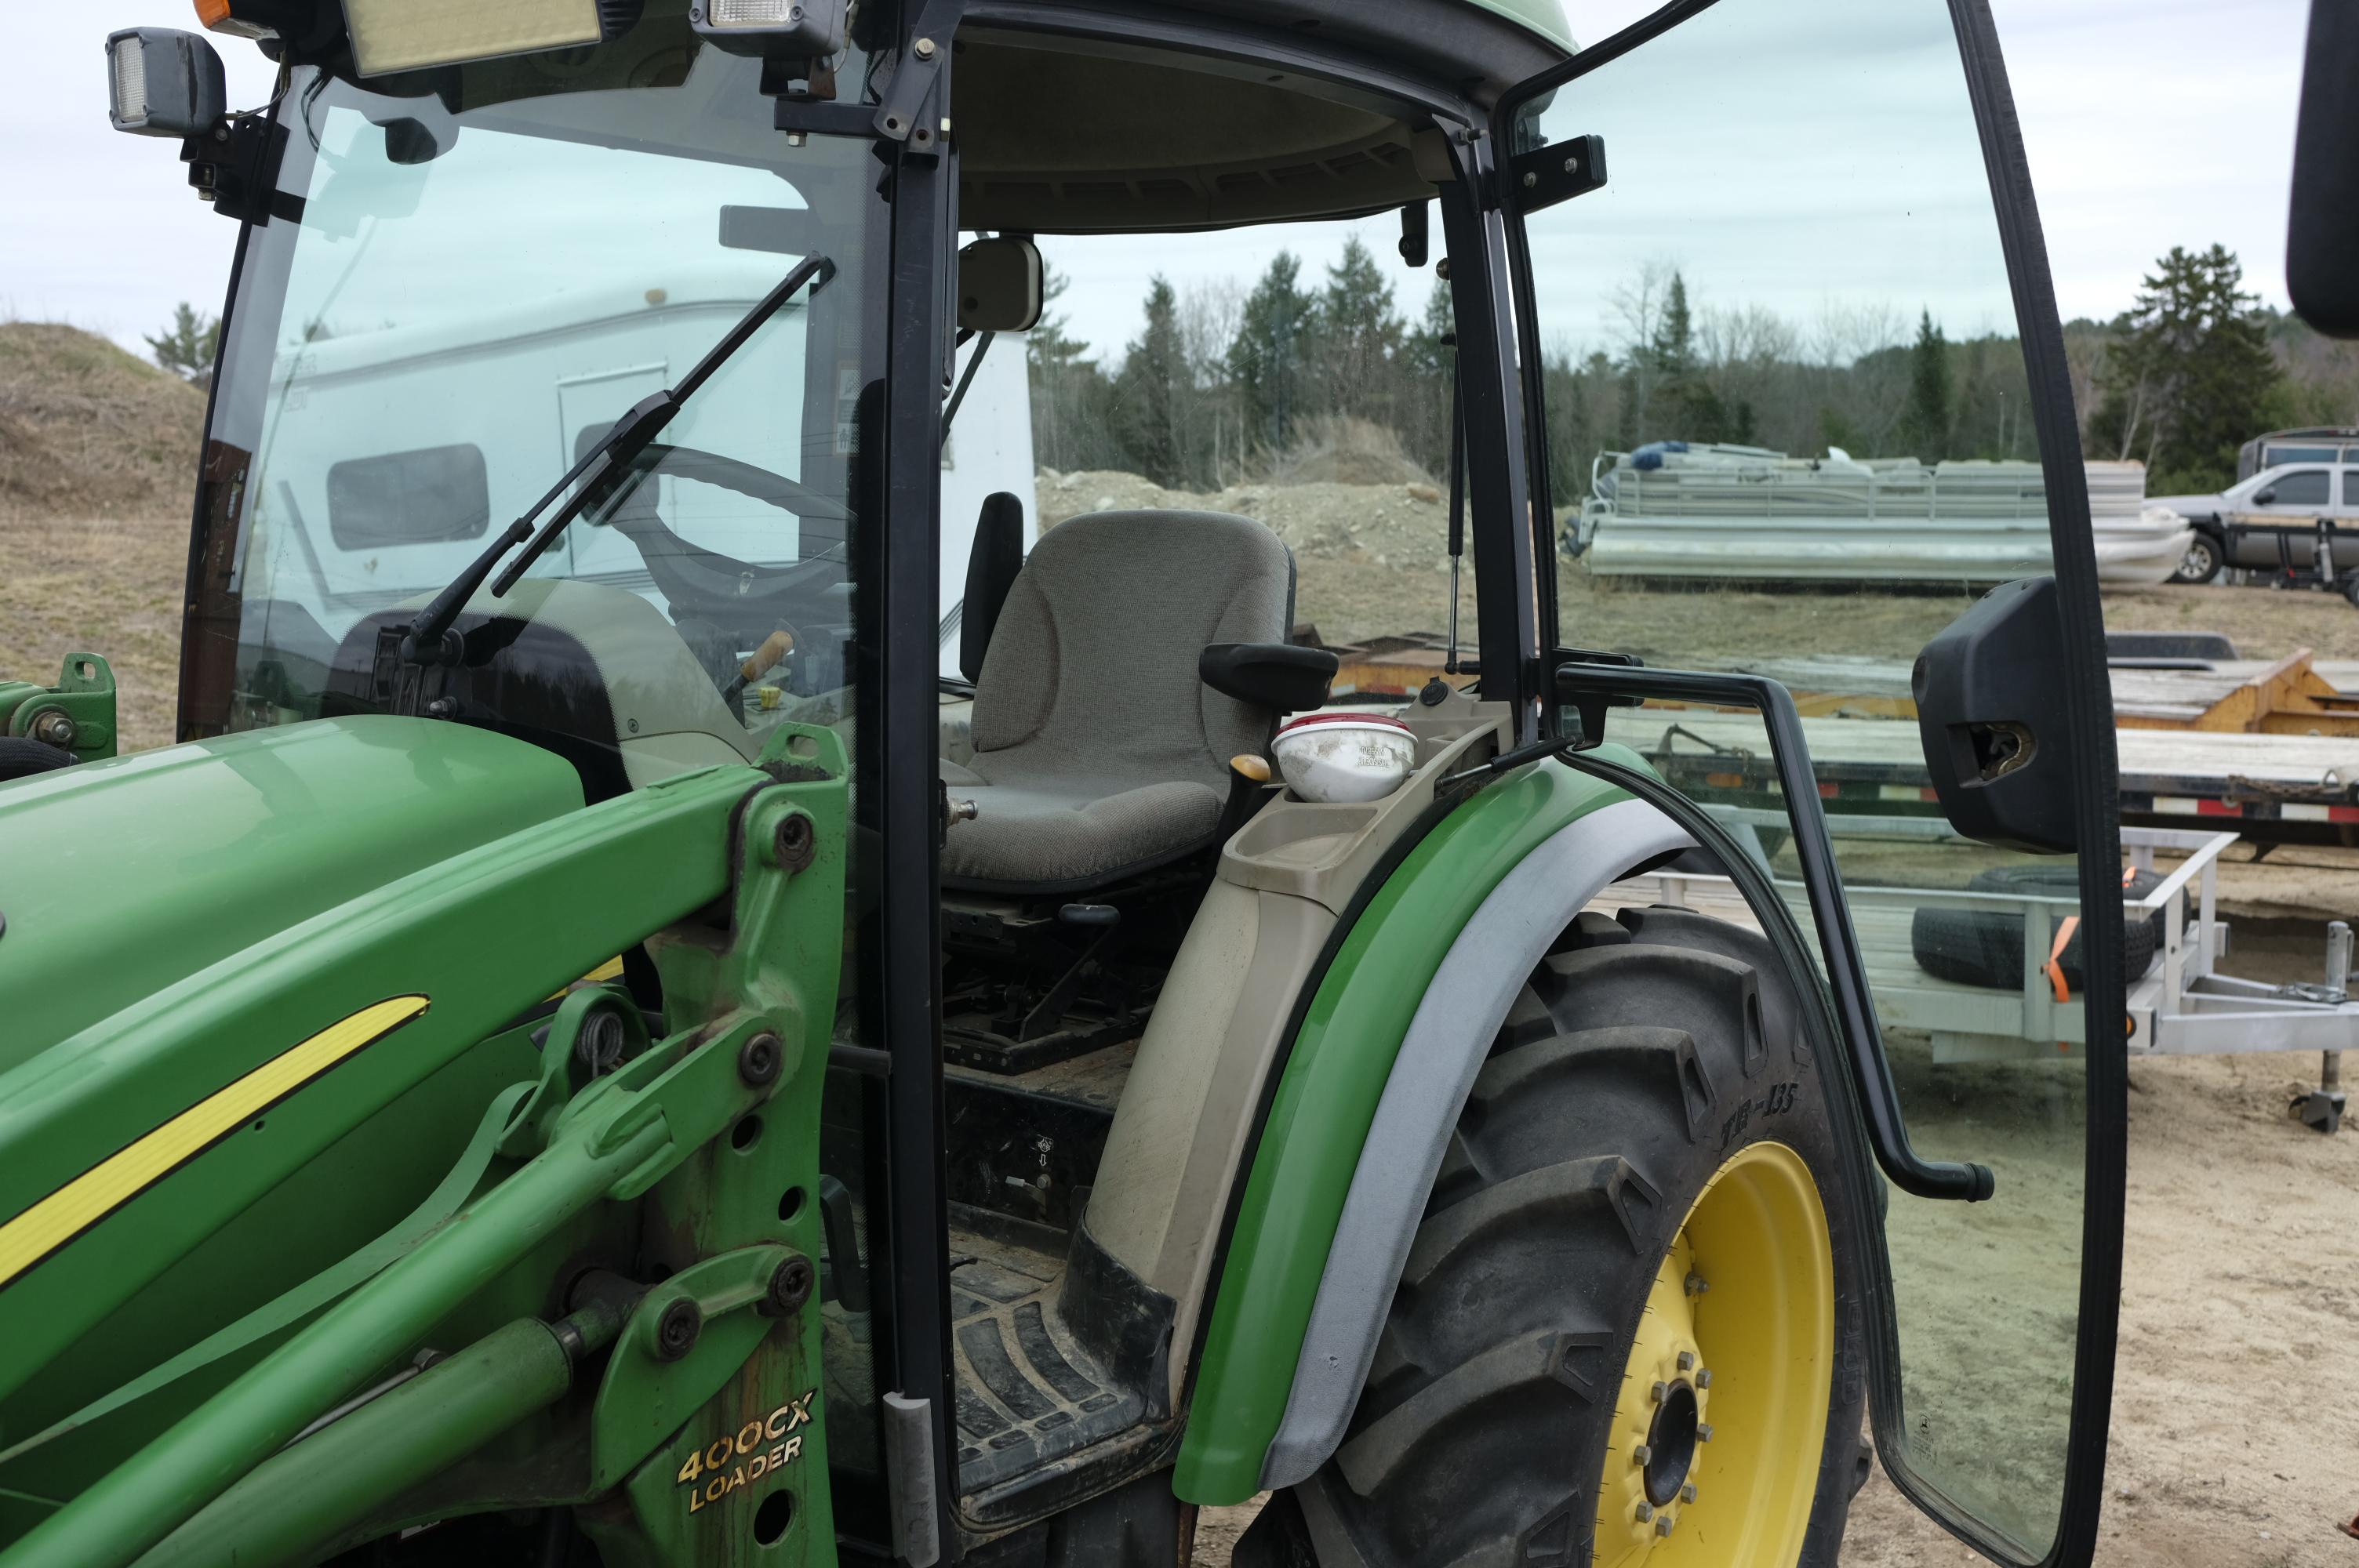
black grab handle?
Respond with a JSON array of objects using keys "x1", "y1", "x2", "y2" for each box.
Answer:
[{"x1": 1554, "y1": 661, "x2": 1996, "y2": 1204}]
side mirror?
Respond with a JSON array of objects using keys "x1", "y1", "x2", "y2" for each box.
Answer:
[
  {"x1": 2289, "y1": 2, "x2": 2358, "y2": 336},
  {"x1": 1913, "y1": 576, "x2": 2077, "y2": 854},
  {"x1": 2256, "y1": 488, "x2": 2278, "y2": 505},
  {"x1": 105, "y1": 28, "x2": 225, "y2": 138},
  {"x1": 957, "y1": 238, "x2": 1044, "y2": 333}
]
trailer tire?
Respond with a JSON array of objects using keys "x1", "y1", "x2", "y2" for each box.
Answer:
[
  {"x1": 1304, "y1": 907, "x2": 1867, "y2": 1568},
  {"x1": 1909, "y1": 865, "x2": 2161, "y2": 992},
  {"x1": 0, "y1": 737, "x2": 76, "y2": 782}
]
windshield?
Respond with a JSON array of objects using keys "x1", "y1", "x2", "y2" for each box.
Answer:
[{"x1": 184, "y1": 39, "x2": 900, "y2": 788}]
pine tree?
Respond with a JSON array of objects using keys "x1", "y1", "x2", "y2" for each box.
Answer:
[
  {"x1": 1645, "y1": 272, "x2": 1725, "y2": 441},
  {"x1": 2094, "y1": 245, "x2": 2284, "y2": 491},
  {"x1": 1227, "y1": 252, "x2": 1315, "y2": 453},
  {"x1": 1025, "y1": 264, "x2": 1118, "y2": 472},
  {"x1": 146, "y1": 303, "x2": 220, "y2": 385},
  {"x1": 1310, "y1": 235, "x2": 1405, "y2": 417},
  {"x1": 1648, "y1": 274, "x2": 1696, "y2": 379},
  {"x1": 1401, "y1": 278, "x2": 1457, "y2": 475},
  {"x1": 1898, "y1": 309, "x2": 1952, "y2": 460},
  {"x1": 1111, "y1": 277, "x2": 1187, "y2": 486}
]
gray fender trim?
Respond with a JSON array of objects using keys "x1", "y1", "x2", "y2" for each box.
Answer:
[{"x1": 1259, "y1": 795, "x2": 1695, "y2": 1490}]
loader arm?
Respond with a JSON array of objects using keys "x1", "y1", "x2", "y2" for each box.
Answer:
[{"x1": 0, "y1": 720, "x2": 852, "y2": 1568}]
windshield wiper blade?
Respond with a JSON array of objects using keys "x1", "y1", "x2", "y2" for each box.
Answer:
[{"x1": 400, "y1": 252, "x2": 835, "y2": 667}]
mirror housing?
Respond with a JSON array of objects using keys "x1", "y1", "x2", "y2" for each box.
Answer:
[
  {"x1": 957, "y1": 238, "x2": 1045, "y2": 333},
  {"x1": 1913, "y1": 577, "x2": 2077, "y2": 854},
  {"x1": 105, "y1": 28, "x2": 226, "y2": 138},
  {"x1": 2255, "y1": 488, "x2": 2278, "y2": 505},
  {"x1": 2289, "y1": 1, "x2": 2359, "y2": 337}
]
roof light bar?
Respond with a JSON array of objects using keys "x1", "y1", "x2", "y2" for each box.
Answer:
[{"x1": 341, "y1": 0, "x2": 625, "y2": 77}]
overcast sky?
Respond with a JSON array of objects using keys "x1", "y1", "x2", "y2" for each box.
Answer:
[{"x1": 5, "y1": 0, "x2": 2312, "y2": 365}]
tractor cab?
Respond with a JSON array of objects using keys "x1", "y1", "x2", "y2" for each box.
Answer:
[{"x1": 0, "y1": 2, "x2": 2134, "y2": 1565}]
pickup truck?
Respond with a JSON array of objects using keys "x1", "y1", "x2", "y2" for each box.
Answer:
[{"x1": 2150, "y1": 459, "x2": 2359, "y2": 585}]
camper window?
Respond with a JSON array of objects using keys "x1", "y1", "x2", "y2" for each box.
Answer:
[{"x1": 327, "y1": 445, "x2": 491, "y2": 549}]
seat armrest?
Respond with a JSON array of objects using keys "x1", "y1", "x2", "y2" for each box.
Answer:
[{"x1": 1199, "y1": 642, "x2": 1338, "y2": 714}]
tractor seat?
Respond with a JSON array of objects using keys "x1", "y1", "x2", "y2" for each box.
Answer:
[{"x1": 941, "y1": 509, "x2": 1294, "y2": 891}]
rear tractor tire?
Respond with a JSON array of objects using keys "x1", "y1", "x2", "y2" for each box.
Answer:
[
  {"x1": 0, "y1": 736, "x2": 76, "y2": 782},
  {"x1": 1302, "y1": 906, "x2": 1868, "y2": 1568}
]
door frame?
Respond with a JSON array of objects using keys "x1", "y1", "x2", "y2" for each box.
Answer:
[
  {"x1": 860, "y1": 24, "x2": 964, "y2": 1558},
  {"x1": 1489, "y1": 4, "x2": 2128, "y2": 1563}
]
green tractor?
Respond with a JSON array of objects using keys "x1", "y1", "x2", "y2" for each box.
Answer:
[{"x1": 3, "y1": 0, "x2": 2162, "y2": 1563}]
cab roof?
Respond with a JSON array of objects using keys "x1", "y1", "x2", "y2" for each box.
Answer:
[{"x1": 958, "y1": 0, "x2": 1578, "y2": 233}]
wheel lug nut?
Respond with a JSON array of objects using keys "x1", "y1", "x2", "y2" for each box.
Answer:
[
  {"x1": 1681, "y1": 1483, "x2": 1699, "y2": 1504},
  {"x1": 1684, "y1": 1272, "x2": 1710, "y2": 1295},
  {"x1": 1677, "y1": 1351, "x2": 1695, "y2": 1372},
  {"x1": 1656, "y1": 1515, "x2": 1676, "y2": 1537},
  {"x1": 1651, "y1": 1380, "x2": 1669, "y2": 1403},
  {"x1": 1697, "y1": 1368, "x2": 1713, "y2": 1389},
  {"x1": 1634, "y1": 1502, "x2": 1653, "y2": 1523},
  {"x1": 1632, "y1": 1444, "x2": 1652, "y2": 1466},
  {"x1": 1697, "y1": 1423, "x2": 1714, "y2": 1443}
]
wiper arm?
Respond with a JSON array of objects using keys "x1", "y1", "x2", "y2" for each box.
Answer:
[{"x1": 401, "y1": 253, "x2": 835, "y2": 666}]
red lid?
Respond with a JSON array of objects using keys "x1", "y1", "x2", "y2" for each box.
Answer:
[{"x1": 1277, "y1": 710, "x2": 1413, "y2": 735}]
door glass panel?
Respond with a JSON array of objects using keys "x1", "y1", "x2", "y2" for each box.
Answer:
[
  {"x1": 1514, "y1": 2, "x2": 2105, "y2": 1556},
  {"x1": 189, "y1": 56, "x2": 905, "y2": 1544},
  {"x1": 2265, "y1": 470, "x2": 2331, "y2": 507}
]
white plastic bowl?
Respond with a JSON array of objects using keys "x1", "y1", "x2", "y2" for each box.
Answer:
[{"x1": 1273, "y1": 713, "x2": 1416, "y2": 804}]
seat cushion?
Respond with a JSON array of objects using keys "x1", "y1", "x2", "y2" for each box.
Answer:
[
  {"x1": 940, "y1": 771, "x2": 1224, "y2": 888},
  {"x1": 970, "y1": 510, "x2": 1293, "y2": 797},
  {"x1": 943, "y1": 508, "x2": 1292, "y2": 890}
]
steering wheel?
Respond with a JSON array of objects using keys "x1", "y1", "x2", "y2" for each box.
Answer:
[{"x1": 594, "y1": 442, "x2": 853, "y2": 652}]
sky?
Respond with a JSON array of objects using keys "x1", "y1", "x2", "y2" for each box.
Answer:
[{"x1": 3, "y1": 1, "x2": 2314, "y2": 366}]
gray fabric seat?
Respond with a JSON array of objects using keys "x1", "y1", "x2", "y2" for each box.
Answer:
[{"x1": 942, "y1": 509, "x2": 1294, "y2": 890}]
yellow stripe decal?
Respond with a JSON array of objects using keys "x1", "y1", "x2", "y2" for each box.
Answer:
[
  {"x1": 0, "y1": 995, "x2": 431, "y2": 1293},
  {"x1": 547, "y1": 956, "x2": 627, "y2": 1002}
]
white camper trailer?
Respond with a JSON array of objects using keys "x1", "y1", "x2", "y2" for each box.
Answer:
[{"x1": 235, "y1": 268, "x2": 1034, "y2": 694}]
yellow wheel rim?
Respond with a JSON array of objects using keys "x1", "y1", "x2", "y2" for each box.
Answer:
[{"x1": 1594, "y1": 1140, "x2": 1834, "y2": 1566}]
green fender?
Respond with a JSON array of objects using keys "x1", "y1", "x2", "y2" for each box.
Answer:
[{"x1": 1174, "y1": 745, "x2": 1657, "y2": 1503}]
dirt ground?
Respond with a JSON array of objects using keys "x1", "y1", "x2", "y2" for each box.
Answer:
[
  {"x1": 0, "y1": 510, "x2": 186, "y2": 753},
  {"x1": 28, "y1": 477, "x2": 2359, "y2": 756},
  {"x1": 1041, "y1": 467, "x2": 2359, "y2": 664}
]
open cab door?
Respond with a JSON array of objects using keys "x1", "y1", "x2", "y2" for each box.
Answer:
[{"x1": 1496, "y1": 2, "x2": 2125, "y2": 1563}]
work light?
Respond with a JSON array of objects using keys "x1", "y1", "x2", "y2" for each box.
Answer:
[
  {"x1": 105, "y1": 28, "x2": 227, "y2": 137},
  {"x1": 690, "y1": 0, "x2": 845, "y2": 59}
]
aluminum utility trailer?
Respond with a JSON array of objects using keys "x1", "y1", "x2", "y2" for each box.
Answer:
[{"x1": 1596, "y1": 817, "x2": 2353, "y2": 1133}]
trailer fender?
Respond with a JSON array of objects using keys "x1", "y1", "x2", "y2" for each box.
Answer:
[{"x1": 1173, "y1": 760, "x2": 1693, "y2": 1504}]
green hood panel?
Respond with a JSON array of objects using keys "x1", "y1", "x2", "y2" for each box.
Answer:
[{"x1": 0, "y1": 717, "x2": 583, "y2": 1068}]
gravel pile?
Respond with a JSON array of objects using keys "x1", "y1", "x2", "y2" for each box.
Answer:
[{"x1": 1036, "y1": 469, "x2": 1456, "y2": 572}]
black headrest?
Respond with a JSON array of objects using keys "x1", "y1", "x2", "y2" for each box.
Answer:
[{"x1": 962, "y1": 492, "x2": 1027, "y2": 684}]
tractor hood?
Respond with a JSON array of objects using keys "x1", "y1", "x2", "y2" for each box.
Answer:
[{"x1": 0, "y1": 717, "x2": 583, "y2": 1069}]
